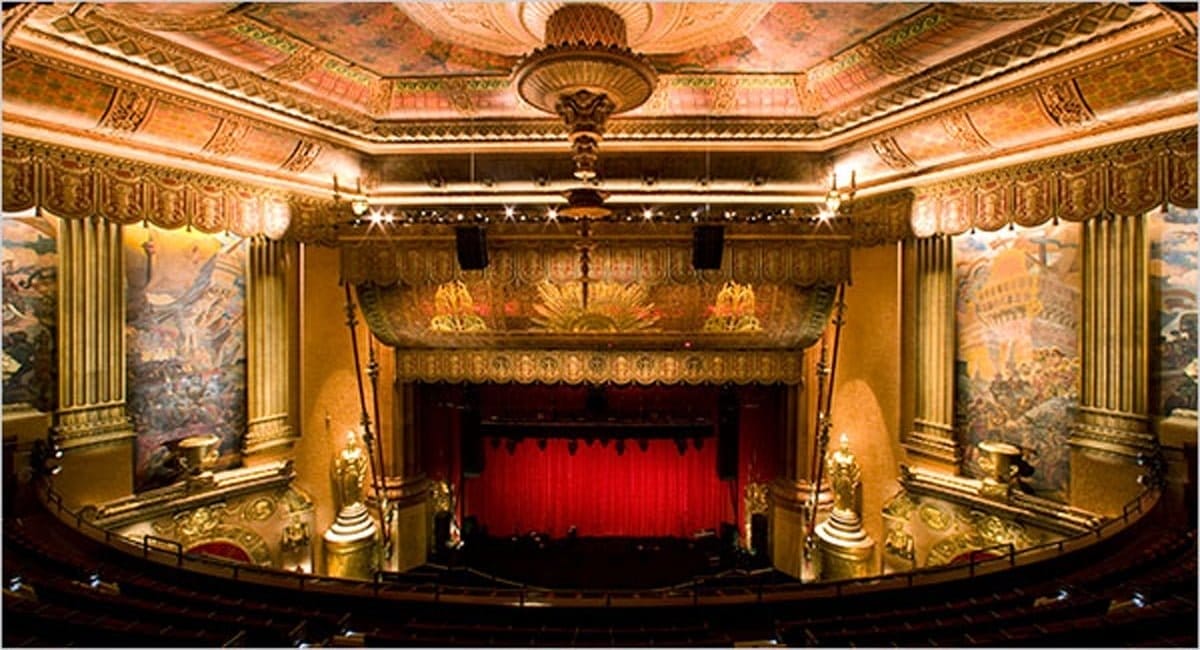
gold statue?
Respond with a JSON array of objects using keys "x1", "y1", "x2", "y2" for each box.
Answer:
[
  {"x1": 829, "y1": 433, "x2": 863, "y2": 519},
  {"x1": 323, "y1": 429, "x2": 380, "y2": 579},
  {"x1": 334, "y1": 430, "x2": 368, "y2": 508},
  {"x1": 814, "y1": 433, "x2": 876, "y2": 580}
]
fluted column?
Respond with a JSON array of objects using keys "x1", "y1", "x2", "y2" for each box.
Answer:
[
  {"x1": 1070, "y1": 214, "x2": 1153, "y2": 512},
  {"x1": 903, "y1": 235, "x2": 960, "y2": 471},
  {"x1": 52, "y1": 217, "x2": 135, "y2": 504},
  {"x1": 1072, "y1": 214, "x2": 1153, "y2": 456},
  {"x1": 243, "y1": 237, "x2": 298, "y2": 459},
  {"x1": 54, "y1": 217, "x2": 134, "y2": 449}
]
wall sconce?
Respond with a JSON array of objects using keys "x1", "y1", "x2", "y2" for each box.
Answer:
[
  {"x1": 819, "y1": 169, "x2": 856, "y2": 223},
  {"x1": 334, "y1": 175, "x2": 371, "y2": 218}
]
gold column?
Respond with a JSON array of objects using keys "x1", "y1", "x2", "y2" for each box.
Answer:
[
  {"x1": 243, "y1": 237, "x2": 298, "y2": 460},
  {"x1": 902, "y1": 235, "x2": 960, "y2": 472},
  {"x1": 1070, "y1": 214, "x2": 1153, "y2": 513},
  {"x1": 52, "y1": 217, "x2": 135, "y2": 504},
  {"x1": 380, "y1": 376, "x2": 430, "y2": 572},
  {"x1": 768, "y1": 353, "x2": 835, "y2": 580}
]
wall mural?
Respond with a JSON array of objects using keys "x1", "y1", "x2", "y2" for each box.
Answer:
[
  {"x1": 124, "y1": 225, "x2": 247, "y2": 490},
  {"x1": 2, "y1": 215, "x2": 58, "y2": 412},
  {"x1": 954, "y1": 222, "x2": 1081, "y2": 501},
  {"x1": 1149, "y1": 206, "x2": 1198, "y2": 417}
]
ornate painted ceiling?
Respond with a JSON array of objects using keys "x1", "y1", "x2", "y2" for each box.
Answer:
[{"x1": 2, "y1": 2, "x2": 1196, "y2": 209}]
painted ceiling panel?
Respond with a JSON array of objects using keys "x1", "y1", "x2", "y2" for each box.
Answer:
[{"x1": 248, "y1": 3, "x2": 517, "y2": 77}]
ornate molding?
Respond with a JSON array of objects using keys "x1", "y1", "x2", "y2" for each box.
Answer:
[
  {"x1": 911, "y1": 128, "x2": 1198, "y2": 236},
  {"x1": 390, "y1": 348, "x2": 806, "y2": 386},
  {"x1": 819, "y1": 4, "x2": 1145, "y2": 132},
  {"x1": 90, "y1": 461, "x2": 295, "y2": 529},
  {"x1": 202, "y1": 118, "x2": 250, "y2": 157},
  {"x1": 941, "y1": 110, "x2": 991, "y2": 152},
  {"x1": 872, "y1": 136, "x2": 916, "y2": 171},
  {"x1": 97, "y1": 87, "x2": 155, "y2": 133},
  {"x1": 92, "y1": 4, "x2": 244, "y2": 33},
  {"x1": 2, "y1": 136, "x2": 291, "y2": 238},
  {"x1": 1037, "y1": 79, "x2": 1097, "y2": 131},
  {"x1": 279, "y1": 139, "x2": 323, "y2": 174},
  {"x1": 1070, "y1": 407, "x2": 1157, "y2": 460},
  {"x1": 904, "y1": 429, "x2": 962, "y2": 466},
  {"x1": 262, "y1": 45, "x2": 326, "y2": 83},
  {"x1": 28, "y1": 13, "x2": 374, "y2": 133},
  {"x1": 899, "y1": 465, "x2": 1103, "y2": 536}
]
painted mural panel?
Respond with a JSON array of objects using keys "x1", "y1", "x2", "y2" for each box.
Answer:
[
  {"x1": 1149, "y1": 206, "x2": 1198, "y2": 417},
  {"x1": 125, "y1": 225, "x2": 246, "y2": 490},
  {"x1": 2, "y1": 215, "x2": 58, "y2": 412},
  {"x1": 955, "y1": 222, "x2": 1081, "y2": 501}
]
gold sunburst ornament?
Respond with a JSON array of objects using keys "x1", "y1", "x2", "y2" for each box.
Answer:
[{"x1": 531, "y1": 281, "x2": 659, "y2": 332}]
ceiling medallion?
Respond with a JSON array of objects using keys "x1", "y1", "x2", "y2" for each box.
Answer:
[{"x1": 513, "y1": 3, "x2": 657, "y2": 218}]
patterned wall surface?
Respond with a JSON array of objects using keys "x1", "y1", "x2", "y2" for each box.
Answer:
[
  {"x1": 2, "y1": 215, "x2": 58, "y2": 411},
  {"x1": 124, "y1": 225, "x2": 247, "y2": 490},
  {"x1": 1150, "y1": 206, "x2": 1199, "y2": 416},
  {"x1": 882, "y1": 489, "x2": 1053, "y2": 572},
  {"x1": 954, "y1": 222, "x2": 1081, "y2": 501}
]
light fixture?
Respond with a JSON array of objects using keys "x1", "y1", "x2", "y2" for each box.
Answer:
[
  {"x1": 513, "y1": 4, "x2": 658, "y2": 218},
  {"x1": 333, "y1": 175, "x2": 371, "y2": 218},
  {"x1": 823, "y1": 169, "x2": 856, "y2": 215}
]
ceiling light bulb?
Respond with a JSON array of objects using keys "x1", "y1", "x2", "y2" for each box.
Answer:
[
  {"x1": 643, "y1": 208, "x2": 654, "y2": 221},
  {"x1": 351, "y1": 199, "x2": 369, "y2": 217}
]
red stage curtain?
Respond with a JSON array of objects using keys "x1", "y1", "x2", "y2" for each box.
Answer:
[{"x1": 465, "y1": 437, "x2": 729, "y2": 538}]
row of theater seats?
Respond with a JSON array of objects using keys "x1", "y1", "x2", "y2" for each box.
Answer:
[
  {"x1": 2, "y1": 496, "x2": 1196, "y2": 647},
  {"x1": 780, "y1": 526, "x2": 1197, "y2": 647}
]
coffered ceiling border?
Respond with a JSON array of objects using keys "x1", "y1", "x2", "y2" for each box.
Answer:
[{"x1": 6, "y1": 3, "x2": 1178, "y2": 147}]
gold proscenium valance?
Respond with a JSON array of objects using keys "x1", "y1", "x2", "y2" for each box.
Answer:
[{"x1": 345, "y1": 223, "x2": 849, "y2": 385}]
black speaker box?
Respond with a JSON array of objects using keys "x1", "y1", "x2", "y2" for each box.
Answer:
[
  {"x1": 455, "y1": 226, "x2": 489, "y2": 270},
  {"x1": 692, "y1": 225, "x2": 725, "y2": 270}
]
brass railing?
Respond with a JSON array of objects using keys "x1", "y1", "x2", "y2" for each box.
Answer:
[{"x1": 35, "y1": 479, "x2": 1160, "y2": 608}]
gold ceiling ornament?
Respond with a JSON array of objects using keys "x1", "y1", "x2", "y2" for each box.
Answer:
[
  {"x1": 532, "y1": 280, "x2": 659, "y2": 333},
  {"x1": 513, "y1": 3, "x2": 657, "y2": 215}
]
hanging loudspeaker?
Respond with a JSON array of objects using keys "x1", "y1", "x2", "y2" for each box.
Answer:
[
  {"x1": 455, "y1": 226, "x2": 489, "y2": 270},
  {"x1": 692, "y1": 225, "x2": 725, "y2": 270}
]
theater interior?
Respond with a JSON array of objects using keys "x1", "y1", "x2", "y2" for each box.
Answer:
[{"x1": 2, "y1": 2, "x2": 1198, "y2": 646}]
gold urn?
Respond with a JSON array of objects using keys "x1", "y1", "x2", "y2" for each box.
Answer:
[{"x1": 176, "y1": 434, "x2": 221, "y2": 475}]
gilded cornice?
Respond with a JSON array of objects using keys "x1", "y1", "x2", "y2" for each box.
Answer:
[
  {"x1": 33, "y1": 10, "x2": 375, "y2": 133},
  {"x1": 819, "y1": 4, "x2": 1145, "y2": 133},
  {"x1": 910, "y1": 127, "x2": 1198, "y2": 236}
]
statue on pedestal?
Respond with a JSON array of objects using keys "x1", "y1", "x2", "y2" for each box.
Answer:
[
  {"x1": 814, "y1": 434, "x2": 877, "y2": 580},
  {"x1": 322, "y1": 431, "x2": 380, "y2": 579}
]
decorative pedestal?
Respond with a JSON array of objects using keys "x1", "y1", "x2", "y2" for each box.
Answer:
[
  {"x1": 323, "y1": 502, "x2": 379, "y2": 579},
  {"x1": 814, "y1": 511, "x2": 876, "y2": 580}
]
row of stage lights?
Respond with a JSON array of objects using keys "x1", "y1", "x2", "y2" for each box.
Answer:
[{"x1": 346, "y1": 205, "x2": 846, "y2": 228}]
